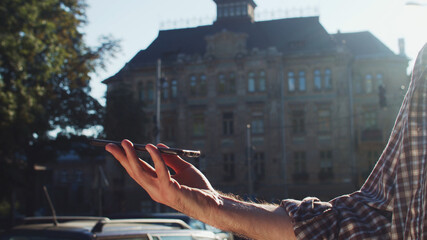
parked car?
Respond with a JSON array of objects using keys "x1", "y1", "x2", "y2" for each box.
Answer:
[
  {"x1": 136, "y1": 213, "x2": 234, "y2": 240},
  {"x1": 108, "y1": 212, "x2": 234, "y2": 240},
  {"x1": 0, "y1": 216, "x2": 219, "y2": 240}
]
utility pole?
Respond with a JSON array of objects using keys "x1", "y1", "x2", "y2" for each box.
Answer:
[
  {"x1": 246, "y1": 124, "x2": 254, "y2": 198},
  {"x1": 154, "y1": 59, "x2": 162, "y2": 213},
  {"x1": 347, "y1": 58, "x2": 358, "y2": 189},
  {"x1": 155, "y1": 59, "x2": 162, "y2": 144},
  {"x1": 279, "y1": 67, "x2": 288, "y2": 198}
]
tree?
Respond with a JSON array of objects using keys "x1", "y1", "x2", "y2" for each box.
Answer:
[{"x1": 0, "y1": 0, "x2": 119, "y2": 218}]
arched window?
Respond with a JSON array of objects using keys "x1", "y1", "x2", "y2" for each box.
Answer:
[
  {"x1": 248, "y1": 72, "x2": 255, "y2": 92},
  {"x1": 288, "y1": 72, "x2": 295, "y2": 92},
  {"x1": 218, "y1": 74, "x2": 226, "y2": 93},
  {"x1": 259, "y1": 70, "x2": 266, "y2": 92},
  {"x1": 138, "y1": 82, "x2": 144, "y2": 101},
  {"x1": 162, "y1": 80, "x2": 169, "y2": 100},
  {"x1": 171, "y1": 79, "x2": 178, "y2": 99},
  {"x1": 376, "y1": 73, "x2": 384, "y2": 88},
  {"x1": 217, "y1": 72, "x2": 236, "y2": 94},
  {"x1": 298, "y1": 71, "x2": 306, "y2": 91},
  {"x1": 324, "y1": 69, "x2": 332, "y2": 89},
  {"x1": 224, "y1": 5, "x2": 229, "y2": 17},
  {"x1": 314, "y1": 69, "x2": 321, "y2": 90},
  {"x1": 365, "y1": 74, "x2": 373, "y2": 93},
  {"x1": 229, "y1": 72, "x2": 236, "y2": 93},
  {"x1": 251, "y1": 118, "x2": 264, "y2": 134},
  {"x1": 200, "y1": 74, "x2": 207, "y2": 95},
  {"x1": 147, "y1": 81, "x2": 154, "y2": 102},
  {"x1": 190, "y1": 75, "x2": 197, "y2": 95}
]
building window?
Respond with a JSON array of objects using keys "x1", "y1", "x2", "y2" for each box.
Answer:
[
  {"x1": 228, "y1": 72, "x2": 236, "y2": 93},
  {"x1": 355, "y1": 75, "x2": 363, "y2": 94},
  {"x1": 200, "y1": 74, "x2": 207, "y2": 95},
  {"x1": 248, "y1": 72, "x2": 255, "y2": 92},
  {"x1": 251, "y1": 118, "x2": 264, "y2": 134},
  {"x1": 161, "y1": 80, "x2": 169, "y2": 100},
  {"x1": 364, "y1": 111, "x2": 377, "y2": 129},
  {"x1": 218, "y1": 74, "x2": 226, "y2": 93},
  {"x1": 138, "y1": 82, "x2": 144, "y2": 101},
  {"x1": 365, "y1": 74, "x2": 373, "y2": 93},
  {"x1": 192, "y1": 113, "x2": 205, "y2": 137},
  {"x1": 292, "y1": 110, "x2": 305, "y2": 135},
  {"x1": 147, "y1": 81, "x2": 154, "y2": 102},
  {"x1": 224, "y1": 5, "x2": 229, "y2": 17},
  {"x1": 298, "y1": 71, "x2": 306, "y2": 91},
  {"x1": 318, "y1": 109, "x2": 331, "y2": 133},
  {"x1": 376, "y1": 73, "x2": 385, "y2": 94},
  {"x1": 319, "y1": 150, "x2": 333, "y2": 181},
  {"x1": 239, "y1": 3, "x2": 246, "y2": 16},
  {"x1": 171, "y1": 79, "x2": 178, "y2": 99},
  {"x1": 223, "y1": 153, "x2": 235, "y2": 181},
  {"x1": 218, "y1": 72, "x2": 236, "y2": 94},
  {"x1": 218, "y1": 5, "x2": 224, "y2": 17},
  {"x1": 324, "y1": 69, "x2": 332, "y2": 89},
  {"x1": 314, "y1": 69, "x2": 322, "y2": 90},
  {"x1": 229, "y1": 3, "x2": 236, "y2": 16},
  {"x1": 190, "y1": 75, "x2": 197, "y2": 95},
  {"x1": 189, "y1": 74, "x2": 208, "y2": 97},
  {"x1": 376, "y1": 73, "x2": 383, "y2": 86},
  {"x1": 222, "y1": 112, "x2": 234, "y2": 135},
  {"x1": 253, "y1": 152, "x2": 265, "y2": 180},
  {"x1": 288, "y1": 72, "x2": 295, "y2": 92},
  {"x1": 293, "y1": 151, "x2": 308, "y2": 181},
  {"x1": 248, "y1": 70, "x2": 267, "y2": 93},
  {"x1": 314, "y1": 69, "x2": 332, "y2": 91},
  {"x1": 258, "y1": 70, "x2": 266, "y2": 92}
]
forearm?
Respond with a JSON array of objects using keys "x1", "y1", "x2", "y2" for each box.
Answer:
[
  {"x1": 216, "y1": 195, "x2": 296, "y2": 240},
  {"x1": 172, "y1": 187, "x2": 296, "y2": 240},
  {"x1": 107, "y1": 142, "x2": 295, "y2": 239}
]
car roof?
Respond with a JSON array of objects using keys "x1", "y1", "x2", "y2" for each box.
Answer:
[{"x1": 4, "y1": 217, "x2": 213, "y2": 239}]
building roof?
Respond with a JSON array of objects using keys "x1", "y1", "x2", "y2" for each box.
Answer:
[
  {"x1": 130, "y1": 17, "x2": 335, "y2": 67},
  {"x1": 331, "y1": 31, "x2": 396, "y2": 58},
  {"x1": 104, "y1": 17, "x2": 401, "y2": 83}
]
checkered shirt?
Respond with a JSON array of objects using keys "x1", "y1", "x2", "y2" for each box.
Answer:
[{"x1": 281, "y1": 43, "x2": 427, "y2": 239}]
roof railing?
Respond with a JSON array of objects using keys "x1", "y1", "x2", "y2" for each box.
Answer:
[
  {"x1": 23, "y1": 216, "x2": 110, "y2": 225},
  {"x1": 90, "y1": 218, "x2": 191, "y2": 233}
]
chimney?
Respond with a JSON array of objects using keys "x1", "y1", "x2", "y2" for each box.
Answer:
[{"x1": 398, "y1": 38, "x2": 406, "y2": 56}]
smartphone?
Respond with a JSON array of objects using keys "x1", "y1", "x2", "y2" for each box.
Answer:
[{"x1": 89, "y1": 139, "x2": 201, "y2": 158}]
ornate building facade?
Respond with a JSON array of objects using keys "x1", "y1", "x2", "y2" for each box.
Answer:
[{"x1": 103, "y1": 0, "x2": 408, "y2": 212}]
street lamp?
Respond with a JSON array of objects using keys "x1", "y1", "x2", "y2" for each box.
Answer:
[{"x1": 406, "y1": 1, "x2": 427, "y2": 6}]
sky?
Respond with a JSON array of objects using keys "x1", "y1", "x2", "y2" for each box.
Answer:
[{"x1": 83, "y1": 0, "x2": 427, "y2": 105}]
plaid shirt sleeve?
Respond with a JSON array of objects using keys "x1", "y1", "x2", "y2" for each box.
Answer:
[{"x1": 281, "y1": 43, "x2": 427, "y2": 240}]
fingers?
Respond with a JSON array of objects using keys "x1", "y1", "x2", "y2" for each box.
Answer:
[
  {"x1": 105, "y1": 142, "x2": 135, "y2": 177},
  {"x1": 105, "y1": 140, "x2": 156, "y2": 180},
  {"x1": 105, "y1": 140, "x2": 173, "y2": 188},
  {"x1": 145, "y1": 144, "x2": 171, "y2": 183},
  {"x1": 157, "y1": 143, "x2": 192, "y2": 173}
]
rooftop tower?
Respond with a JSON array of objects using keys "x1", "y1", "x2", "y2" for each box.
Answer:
[{"x1": 214, "y1": 0, "x2": 257, "y2": 24}]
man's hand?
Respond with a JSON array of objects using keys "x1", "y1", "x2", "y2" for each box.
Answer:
[
  {"x1": 105, "y1": 140, "x2": 219, "y2": 209},
  {"x1": 156, "y1": 143, "x2": 214, "y2": 191}
]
